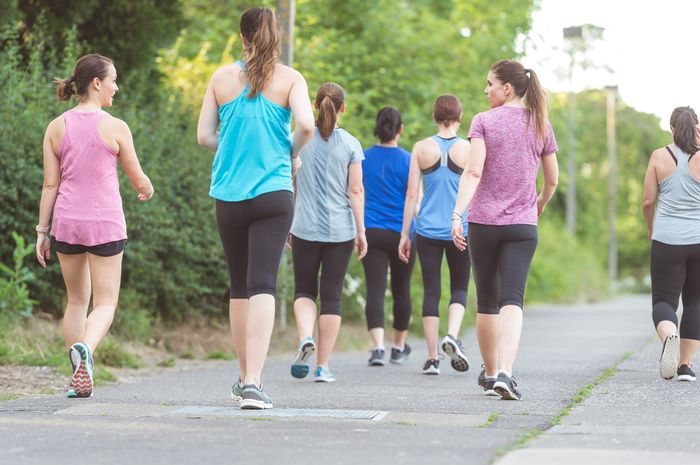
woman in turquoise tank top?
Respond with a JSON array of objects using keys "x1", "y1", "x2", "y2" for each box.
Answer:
[
  {"x1": 399, "y1": 95, "x2": 471, "y2": 376},
  {"x1": 197, "y1": 7, "x2": 314, "y2": 410}
]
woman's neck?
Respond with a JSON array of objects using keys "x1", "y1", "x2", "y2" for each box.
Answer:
[
  {"x1": 75, "y1": 96, "x2": 101, "y2": 112},
  {"x1": 437, "y1": 124, "x2": 459, "y2": 139},
  {"x1": 503, "y1": 96, "x2": 525, "y2": 108},
  {"x1": 379, "y1": 138, "x2": 399, "y2": 147}
]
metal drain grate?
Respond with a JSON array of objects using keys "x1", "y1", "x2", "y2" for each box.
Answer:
[{"x1": 169, "y1": 406, "x2": 385, "y2": 420}]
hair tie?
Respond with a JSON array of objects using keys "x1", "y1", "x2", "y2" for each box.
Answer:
[
  {"x1": 524, "y1": 68, "x2": 531, "y2": 74},
  {"x1": 69, "y1": 76, "x2": 76, "y2": 83}
]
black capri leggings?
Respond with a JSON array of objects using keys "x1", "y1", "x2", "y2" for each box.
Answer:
[
  {"x1": 362, "y1": 228, "x2": 415, "y2": 331},
  {"x1": 216, "y1": 190, "x2": 294, "y2": 299},
  {"x1": 467, "y1": 223, "x2": 538, "y2": 315},
  {"x1": 292, "y1": 235, "x2": 354, "y2": 316},
  {"x1": 651, "y1": 240, "x2": 700, "y2": 340},
  {"x1": 415, "y1": 233, "x2": 470, "y2": 318}
]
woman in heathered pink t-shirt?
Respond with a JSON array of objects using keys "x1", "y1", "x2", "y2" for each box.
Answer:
[
  {"x1": 35, "y1": 54, "x2": 154, "y2": 398},
  {"x1": 451, "y1": 60, "x2": 559, "y2": 400}
]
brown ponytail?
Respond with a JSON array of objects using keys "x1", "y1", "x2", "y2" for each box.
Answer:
[
  {"x1": 670, "y1": 106, "x2": 699, "y2": 155},
  {"x1": 315, "y1": 83, "x2": 345, "y2": 141},
  {"x1": 240, "y1": 7, "x2": 280, "y2": 98},
  {"x1": 55, "y1": 53, "x2": 113, "y2": 102},
  {"x1": 491, "y1": 60, "x2": 548, "y2": 143}
]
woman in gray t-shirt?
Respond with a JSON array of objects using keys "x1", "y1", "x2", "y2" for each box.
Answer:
[{"x1": 288, "y1": 83, "x2": 367, "y2": 383}]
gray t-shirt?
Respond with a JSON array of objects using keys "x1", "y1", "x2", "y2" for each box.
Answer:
[{"x1": 291, "y1": 128, "x2": 364, "y2": 242}]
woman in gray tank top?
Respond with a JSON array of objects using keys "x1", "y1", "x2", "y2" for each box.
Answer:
[{"x1": 642, "y1": 106, "x2": 700, "y2": 382}]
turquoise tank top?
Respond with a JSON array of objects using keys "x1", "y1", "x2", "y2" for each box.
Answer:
[
  {"x1": 209, "y1": 61, "x2": 293, "y2": 201},
  {"x1": 416, "y1": 135, "x2": 468, "y2": 240}
]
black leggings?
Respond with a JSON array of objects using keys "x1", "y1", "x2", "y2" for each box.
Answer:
[
  {"x1": 415, "y1": 234, "x2": 470, "y2": 318},
  {"x1": 362, "y1": 229, "x2": 415, "y2": 331},
  {"x1": 651, "y1": 240, "x2": 700, "y2": 340},
  {"x1": 292, "y1": 235, "x2": 354, "y2": 316},
  {"x1": 216, "y1": 190, "x2": 294, "y2": 299},
  {"x1": 467, "y1": 223, "x2": 538, "y2": 315}
]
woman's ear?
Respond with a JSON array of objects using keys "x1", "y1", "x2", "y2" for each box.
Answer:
[
  {"x1": 340, "y1": 102, "x2": 346, "y2": 113},
  {"x1": 399, "y1": 124, "x2": 404, "y2": 135}
]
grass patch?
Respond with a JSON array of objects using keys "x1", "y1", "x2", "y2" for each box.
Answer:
[
  {"x1": 205, "y1": 351, "x2": 234, "y2": 361},
  {"x1": 395, "y1": 420, "x2": 417, "y2": 426},
  {"x1": 0, "y1": 393, "x2": 19, "y2": 401},
  {"x1": 157, "y1": 357, "x2": 176, "y2": 368},
  {"x1": 495, "y1": 351, "x2": 634, "y2": 458},
  {"x1": 94, "y1": 338, "x2": 143, "y2": 368},
  {"x1": 479, "y1": 411, "x2": 500, "y2": 428}
]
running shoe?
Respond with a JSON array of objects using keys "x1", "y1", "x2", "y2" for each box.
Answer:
[
  {"x1": 390, "y1": 343, "x2": 412, "y2": 364},
  {"x1": 231, "y1": 377, "x2": 244, "y2": 401},
  {"x1": 240, "y1": 384, "x2": 273, "y2": 410},
  {"x1": 67, "y1": 342, "x2": 93, "y2": 398},
  {"x1": 441, "y1": 334, "x2": 469, "y2": 372},
  {"x1": 477, "y1": 366, "x2": 499, "y2": 396},
  {"x1": 677, "y1": 364, "x2": 696, "y2": 382},
  {"x1": 422, "y1": 358, "x2": 440, "y2": 375},
  {"x1": 290, "y1": 336, "x2": 316, "y2": 379},
  {"x1": 314, "y1": 366, "x2": 336, "y2": 383},
  {"x1": 493, "y1": 372, "x2": 522, "y2": 400},
  {"x1": 660, "y1": 333, "x2": 680, "y2": 380},
  {"x1": 368, "y1": 348, "x2": 385, "y2": 366}
]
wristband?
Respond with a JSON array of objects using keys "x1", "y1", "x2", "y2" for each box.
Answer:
[{"x1": 35, "y1": 225, "x2": 49, "y2": 233}]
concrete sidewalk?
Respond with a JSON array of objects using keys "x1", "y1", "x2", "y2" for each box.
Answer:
[{"x1": 0, "y1": 295, "x2": 680, "y2": 465}]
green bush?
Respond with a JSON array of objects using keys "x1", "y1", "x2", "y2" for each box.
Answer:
[
  {"x1": 95, "y1": 338, "x2": 143, "y2": 368},
  {"x1": 0, "y1": 232, "x2": 37, "y2": 318}
]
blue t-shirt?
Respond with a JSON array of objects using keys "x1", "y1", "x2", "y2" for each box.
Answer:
[
  {"x1": 209, "y1": 61, "x2": 292, "y2": 202},
  {"x1": 362, "y1": 145, "x2": 413, "y2": 234},
  {"x1": 290, "y1": 128, "x2": 364, "y2": 243}
]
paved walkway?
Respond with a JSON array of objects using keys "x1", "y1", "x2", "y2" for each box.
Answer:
[{"x1": 1, "y1": 295, "x2": 696, "y2": 465}]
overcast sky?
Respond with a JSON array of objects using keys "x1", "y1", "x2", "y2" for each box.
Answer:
[{"x1": 523, "y1": 0, "x2": 697, "y2": 129}]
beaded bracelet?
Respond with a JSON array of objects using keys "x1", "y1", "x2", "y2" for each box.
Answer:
[{"x1": 35, "y1": 225, "x2": 49, "y2": 233}]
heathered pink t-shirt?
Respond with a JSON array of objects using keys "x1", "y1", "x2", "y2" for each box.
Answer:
[
  {"x1": 50, "y1": 110, "x2": 127, "y2": 246},
  {"x1": 468, "y1": 106, "x2": 558, "y2": 226}
]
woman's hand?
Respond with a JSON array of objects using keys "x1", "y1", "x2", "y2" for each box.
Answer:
[
  {"x1": 36, "y1": 233, "x2": 51, "y2": 268},
  {"x1": 355, "y1": 230, "x2": 367, "y2": 260},
  {"x1": 537, "y1": 194, "x2": 546, "y2": 217},
  {"x1": 138, "y1": 189, "x2": 154, "y2": 201},
  {"x1": 286, "y1": 233, "x2": 293, "y2": 250},
  {"x1": 398, "y1": 233, "x2": 411, "y2": 263},
  {"x1": 451, "y1": 218, "x2": 466, "y2": 251}
]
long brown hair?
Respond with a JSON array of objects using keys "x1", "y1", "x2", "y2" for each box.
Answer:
[
  {"x1": 240, "y1": 7, "x2": 280, "y2": 98},
  {"x1": 315, "y1": 83, "x2": 344, "y2": 141},
  {"x1": 491, "y1": 59, "x2": 548, "y2": 143},
  {"x1": 670, "y1": 106, "x2": 699, "y2": 155},
  {"x1": 55, "y1": 54, "x2": 113, "y2": 101}
]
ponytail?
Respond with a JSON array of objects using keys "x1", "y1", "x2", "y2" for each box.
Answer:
[
  {"x1": 55, "y1": 76, "x2": 75, "y2": 101},
  {"x1": 240, "y1": 7, "x2": 280, "y2": 98},
  {"x1": 524, "y1": 69, "x2": 548, "y2": 144},
  {"x1": 314, "y1": 83, "x2": 345, "y2": 141},
  {"x1": 491, "y1": 60, "x2": 549, "y2": 143},
  {"x1": 670, "y1": 106, "x2": 699, "y2": 155}
]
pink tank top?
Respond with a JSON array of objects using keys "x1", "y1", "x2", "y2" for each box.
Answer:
[{"x1": 50, "y1": 110, "x2": 126, "y2": 245}]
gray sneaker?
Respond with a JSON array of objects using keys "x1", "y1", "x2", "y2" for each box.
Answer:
[
  {"x1": 422, "y1": 358, "x2": 440, "y2": 375},
  {"x1": 240, "y1": 384, "x2": 273, "y2": 410},
  {"x1": 390, "y1": 343, "x2": 412, "y2": 364},
  {"x1": 368, "y1": 348, "x2": 385, "y2": 366},
  {"x1": 441, "y1": 334, "x2": 469, "y2": 372},
  {"x1": 231, "y1": 377, "x2": 244, "y2": 402},
  {"x1": 660, "y1": 333, "x2": 680, "y2": 380}
]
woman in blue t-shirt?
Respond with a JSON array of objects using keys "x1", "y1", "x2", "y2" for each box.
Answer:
[
  {"x1": 362, "y1": 107, "x2": 416, "y2": 367},
  {"x1": 288, "y1": 83, "x2": 367, "y2": 383}
]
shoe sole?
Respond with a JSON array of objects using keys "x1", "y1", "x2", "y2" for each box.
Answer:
[
  {"x1": 389, "y1": 358, "x2": 407, "y2": 365},
  {"x1": 290, "y1": 341, "x2": 316, "y2": 379},
  {"x1": 240, "y1": 399, "x2": 272, "y2": 409},
  {"x1": 678, "y1": 374, "x2": 696, "y2": 382},
  {"x1": 442, "y1": 340, "x2": 469, "y2": 372},
  {"x1": 660, "y1": 334, "x2": 680, "y2": 380},
  {"x1": 422, "y1": 368, "x2": 440, "y2": 375},
  {"x1": 68, "y1": 344, "x2": 93, "y2": 398},
  {"x1": 493, "y1": 381, "x2": 521, "y2": 400},
  {"x1": 484, "y1": 389, "x2": 499, "y2": 396},
  {"x1": 369, "y1": 359, "x2": 386, "y2": 366},
  {"x1": 231, "y1": 392, "x2": 242, "y2": 402},
  {"x1": 314, "y1": 377, "x2": 336, "y2": 383}
]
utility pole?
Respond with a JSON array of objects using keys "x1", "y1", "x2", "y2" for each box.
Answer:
[
  {"x1": 606, "y1": 85, "x2": 618, "y2": 290},
  {"x1": 277, "y1": 0, "x2": 295, "y2": 66},
  {"x1": 276, "y1": 0, "x2": 295, "y2": 330}
]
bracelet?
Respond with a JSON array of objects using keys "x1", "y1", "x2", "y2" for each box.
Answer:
[
  {"x1": 35, "y1": 225, "x2": 49, "y2": 233},
  {"x1": 452, "y1": 209, "x2": 462, "y2": 219}
]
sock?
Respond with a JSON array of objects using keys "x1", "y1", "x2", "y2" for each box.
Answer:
[{"x1": 499, "y1": 369, "x2": 513, "y2": 378}]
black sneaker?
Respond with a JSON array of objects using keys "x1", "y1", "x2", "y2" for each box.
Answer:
[
  {"x1": 240, "y1": 384, "x2": 273, "y2": 410},
  {"x1": 477, "y1": 366, "x2": 499, "y2": 396},
  {"x1": 493, "y1": 372, "x2": 522, "y2": 400},
  {"x1": 441, "y1": 334, "x2": 469, "y2": 372},
  {"x1": 422, "y1": 358, "x2": 440, "y2": 375},
  {"x1": 390, "y1": 343, "x2": 412, "y2": 364},
  {"x1": 660, "y1": 333, "x2": 680, "y2": 380},
  {"x1": 368, "y1": 348, "x2": 385, "y2": 366},
  {"x1": 678, "y1": 364, "x2": 696, "y2": 382}
]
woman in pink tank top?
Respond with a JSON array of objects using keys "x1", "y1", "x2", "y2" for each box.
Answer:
[{"x1": 35, "y1": 54, "x2": 154, "y2": 398}]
